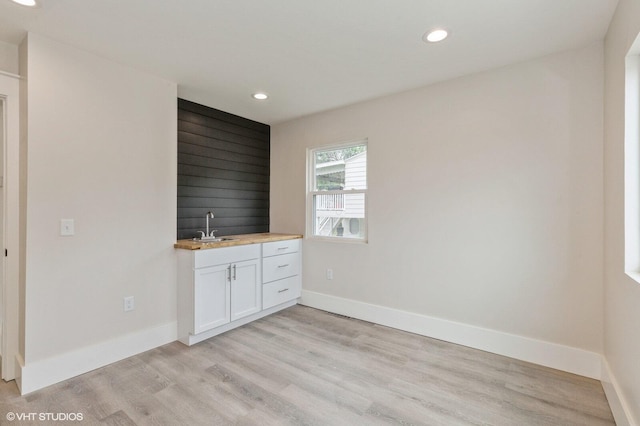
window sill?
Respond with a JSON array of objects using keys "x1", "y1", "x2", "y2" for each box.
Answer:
[
  {"x1": 306, "y1": 235, "x2": 368, "y2": 244},
  {"x1": 625, "y1": 270, "x2": 640, "y2": 285}
]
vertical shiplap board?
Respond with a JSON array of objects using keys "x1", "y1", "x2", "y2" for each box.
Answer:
[{"x1": 177, "y1": 99, "x2": 270, "y2": 239}]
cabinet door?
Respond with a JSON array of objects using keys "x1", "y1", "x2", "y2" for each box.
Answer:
[
  {"x1": 194, "y1": 264, "x2": 231, "y2": 334},
  {"x1": 230, "y1": 258, "x2": 261, "y2": 321}
]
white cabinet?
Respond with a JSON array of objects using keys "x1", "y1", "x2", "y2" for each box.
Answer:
[
  {"x1": 177, "y1": 237, "x2": 302, "y2": 346},
  {"x1": 194, "y1": 256, "x2": 260, "y2": 333},
  {"x1": 262, "y1": 252, "x2": 301, "y2": 284},
  {"x1": 193, "y1": 264, "x2": 230, "y2": 334},
  {"x1": 230, "y1": 258, "x2": 261, "y2": 321},
  {"x1": 178, "y1": 244, "x2": 261, "y2": 345},
  {"x1": 263, "y1": 275, "x2": 300, "y2": 310},
  {"x1": 262, "y1": 239, "x2": 301, "y2": 309},
  {"x1": 262, "y1": 239, "x2": 300, "y2": 257}
]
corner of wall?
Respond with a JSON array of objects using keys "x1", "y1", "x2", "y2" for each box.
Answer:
[
  {"x1": 17, "y1": 34, "x2": 28, "y2": 363},
  {"x1": 14, "y1": 354, "x2": 24, "y2": 393},
  {"x1": 601, "y1": 359, "x2": 638, "y2": 426},
  {"x1": 603, "y1": 0, "x2": 640, "y2": 421}
]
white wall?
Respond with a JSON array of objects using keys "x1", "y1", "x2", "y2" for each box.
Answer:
[
  {"x1": 0, "y1": 40, "x2": 19, "y2": 75},
  {"x1": 603, "y1": 0, "x2": 640, "y2": 422},
  {"x1": 0, "y1": 67, "x2": 22, "y2": 381},
  {"x1": 0, "y1": 99, "x2": 3, "y2": 351},
  {"x1": 272, "y1": 44, "x2": 604, "y2": 355},
  {"x1": 19, "y1": 33, "x2": 177, "y2": 390}
]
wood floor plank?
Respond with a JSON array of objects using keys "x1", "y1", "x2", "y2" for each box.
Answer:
[
  {"x1": 121, "y1": 393, "x2": 189, "y2": 426},
  {"x1": 208, "y1": 337, "x2": 373, "y2": 418},
  {"x1": 0, "y1": 305, "x2": 615, "y2": 425},
  {"x1": 203, "y1": 363, "x2": 326, "y2": 425},
  {"x1": 277, "y1": 383, "x2": 370, "y2": 426},
  {"x1": 100, "y1": 410, "x2": 137, "y2": 426}
]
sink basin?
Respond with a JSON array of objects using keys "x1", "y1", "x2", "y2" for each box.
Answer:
[{"x1": 193, "y1": 237, "x2": 235, "y2": 243}]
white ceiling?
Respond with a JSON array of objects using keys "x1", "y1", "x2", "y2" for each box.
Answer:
[{"x1": 0, "y1": 0, "x2": 618, "y2": 124}]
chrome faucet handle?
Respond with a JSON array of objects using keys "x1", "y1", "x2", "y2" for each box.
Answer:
[
  {"x1": 209, "y1": 230, "x2": 218, "y2": 236},
  {"x1": 197, "y1": 231, "x2": 205, "y2": 238}
]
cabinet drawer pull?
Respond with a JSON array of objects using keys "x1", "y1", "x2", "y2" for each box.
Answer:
[
  {"x1": 278, "y1": 288, "x2": 289, "y2": 293},
  {"x1": 277, "y1": 247, "x2": 289, "y2": 250},
  {"x1": 277, "y1": 264, "x2": 289, "y2": 268}
]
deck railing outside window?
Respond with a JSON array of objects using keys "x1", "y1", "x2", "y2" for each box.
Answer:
[{"x1": 316, "y1": 193, "x2": 345, "y2": 211}]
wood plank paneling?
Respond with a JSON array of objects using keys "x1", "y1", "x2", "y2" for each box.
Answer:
[{"x1": 178, "y1": 99, "x2": 270, "y2": 239}]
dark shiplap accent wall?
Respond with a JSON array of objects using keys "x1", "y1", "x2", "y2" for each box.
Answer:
[{"x1": 177, "y1": 99, "x2": 270, "y2": 240}]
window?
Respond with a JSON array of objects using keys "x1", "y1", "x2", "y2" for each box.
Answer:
[{"x1": 307, "y1": 140, "x2": 367, "y2": 242}]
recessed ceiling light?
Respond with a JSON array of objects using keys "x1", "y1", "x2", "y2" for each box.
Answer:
[
  {"x1": 424, "y1": 29, "x2": 448, "y2": 43},
  {"x1": 252, "y1": 93, "x2": 268, "y2": 100},
  {"x1": 10, "y1": 0, "x2": 37, "y2": 6}
]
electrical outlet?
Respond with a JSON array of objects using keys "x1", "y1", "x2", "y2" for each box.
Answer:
[
  {"x1": 123, "y1": 296, "x2": 135, "y2": 312},
  {"x1": 326, "y1": 268, "x2": 333, "y2": 280}
]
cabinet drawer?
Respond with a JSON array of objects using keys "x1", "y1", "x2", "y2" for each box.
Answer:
[
  {"x1": 262, "y1": 252, "x2": 300, "y2": 283},
  {"x1": 263, "y1": 275, "x2": 301, "y2": 309},
  {"x1": 194, "y1": 244, "x2": 260, "y2": 269},
  {"x1": 263, "y1": 239, "x2": 300, "y2": 257}
]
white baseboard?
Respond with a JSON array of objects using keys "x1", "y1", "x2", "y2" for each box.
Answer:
[
  {"x1": 17, "y1": 321, "x2": 177, "y2": 395},
  {"x1": 601, "y1": 359, "x2": 637, "y2": 426},
  {"x1": 12, "y1": 292, "x2": 616, "y2": 404},
  {"x1": 300, "y1": 290, "x2": 603, "y2": 380},
  {"x1": 14, "y1": 353, "x2": 24, "y2": 392}
]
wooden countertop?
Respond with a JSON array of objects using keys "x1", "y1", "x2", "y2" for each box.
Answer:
[{"x1": 174, "y1": 232, "x2": 303, "y2": 250}]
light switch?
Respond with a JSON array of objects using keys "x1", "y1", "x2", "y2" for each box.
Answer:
[{"x1": 60, "y1": 219, "x2": 75, "y2": 236}]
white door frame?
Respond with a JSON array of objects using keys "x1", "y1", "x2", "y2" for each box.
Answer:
[{"x1": 0, "y1": 70, "x2": 20, "y2": 381}]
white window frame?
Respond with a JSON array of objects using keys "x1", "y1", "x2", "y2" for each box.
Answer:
[{"x1": 307, "y1": 139, "x2": 368, "y2": 243}]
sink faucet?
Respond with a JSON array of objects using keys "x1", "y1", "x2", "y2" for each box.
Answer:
[
  {"x1": 205, "y1": 211, "x2": 216, "y2": 238},
  {"x1": 194, "y1": 211, "x2": 219, "y2": 241}
]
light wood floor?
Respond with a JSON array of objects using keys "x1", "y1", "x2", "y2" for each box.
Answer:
[{"x1": 0, "y1": 305, "x2": 614, "y2": 425}]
